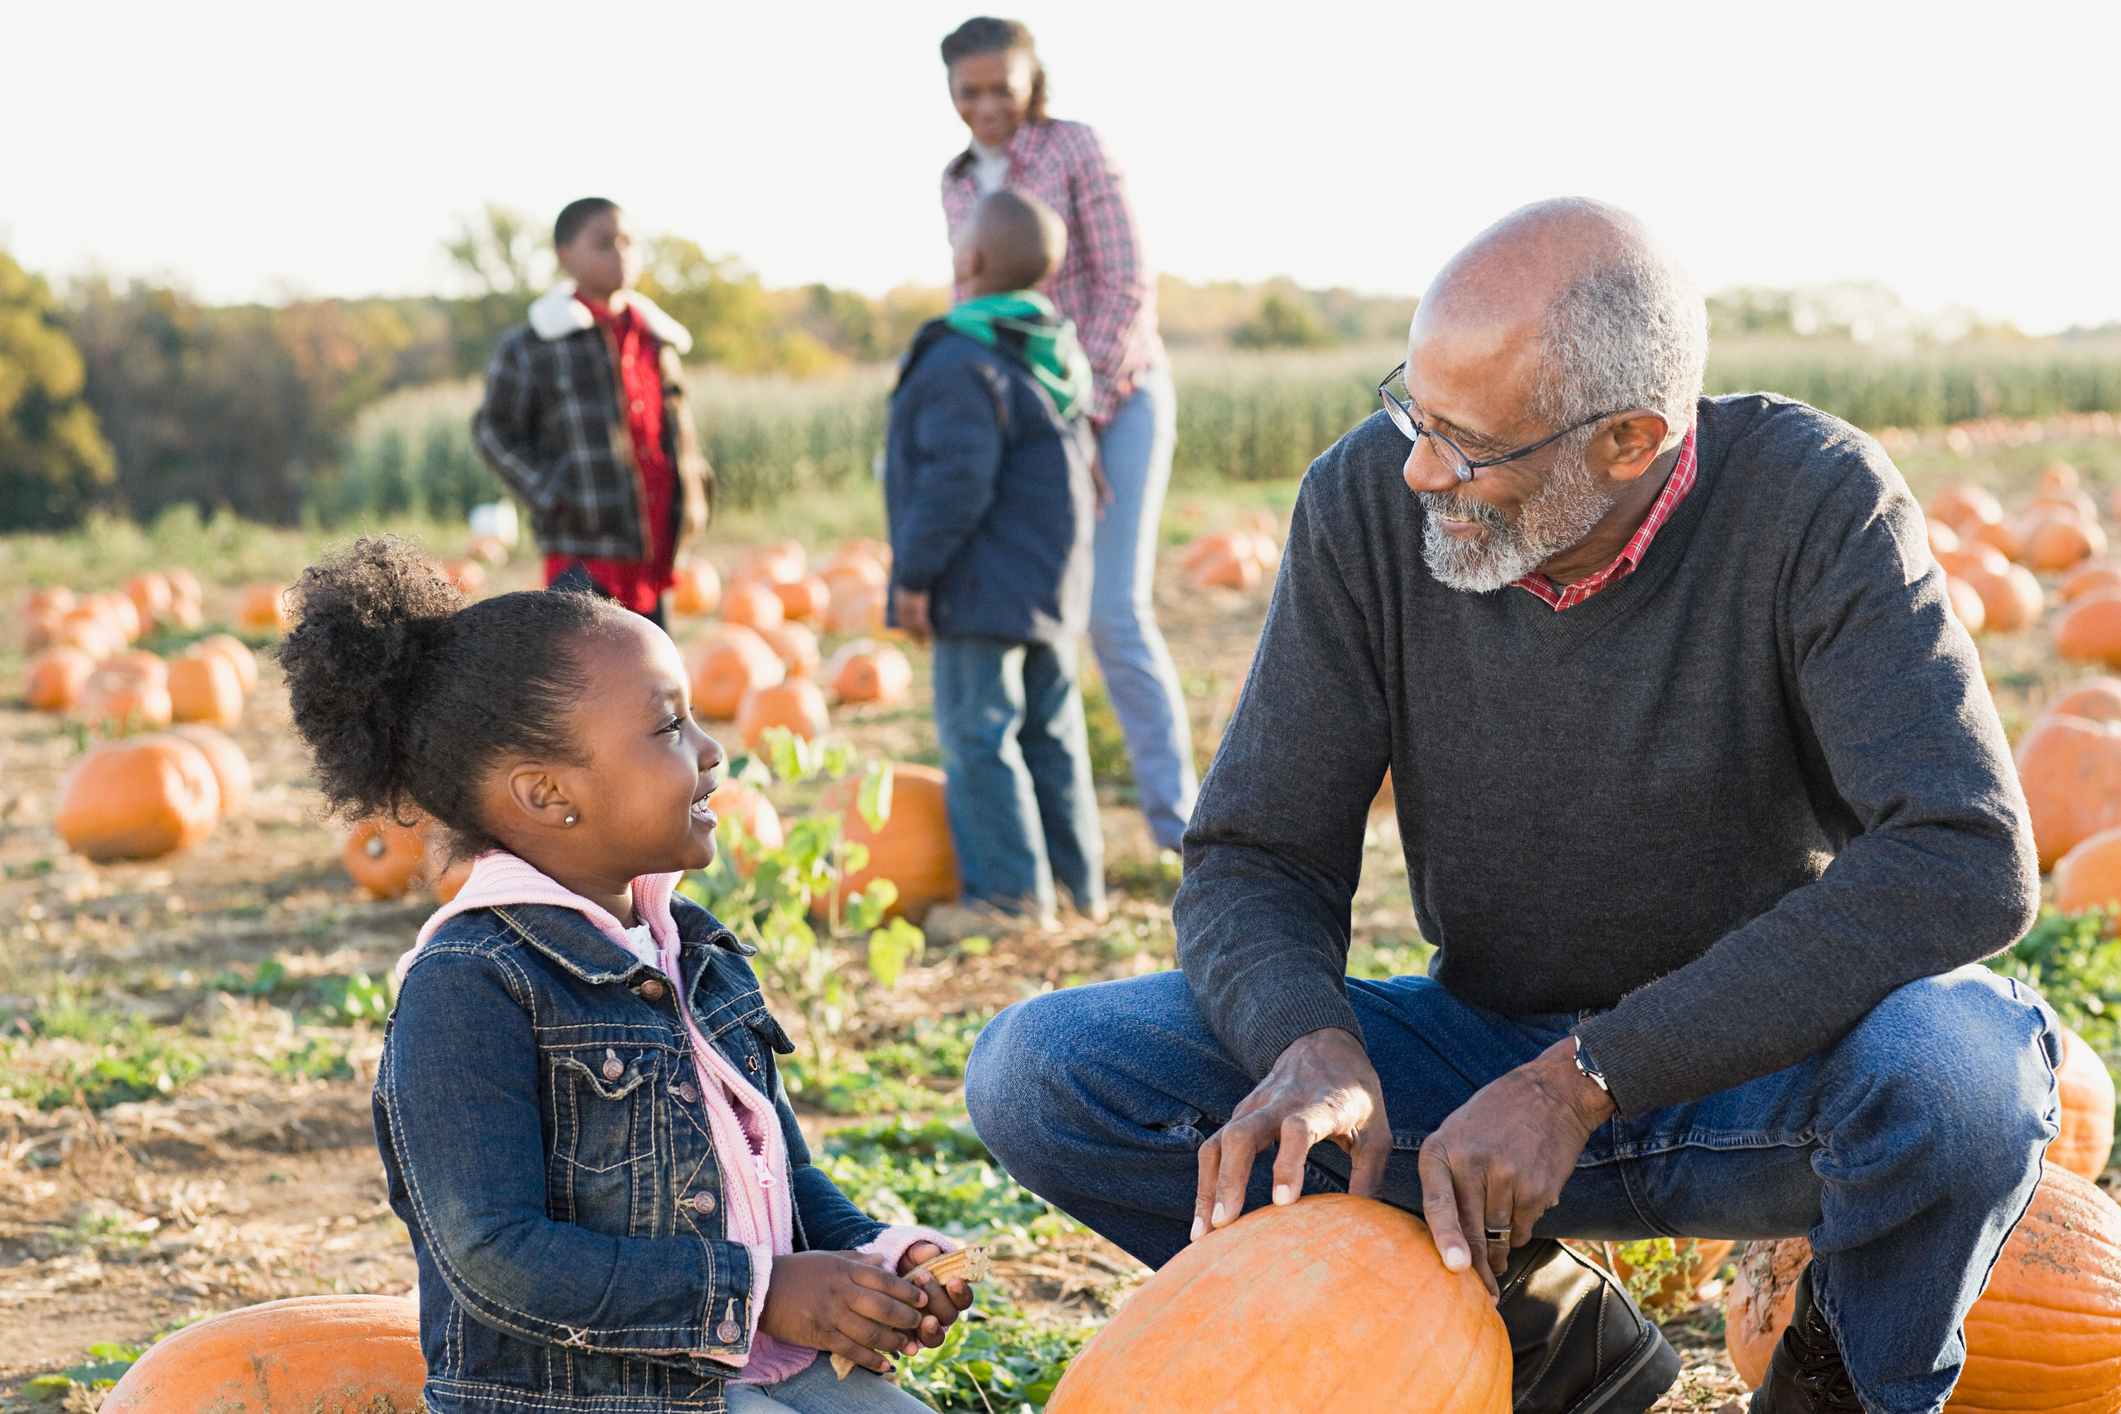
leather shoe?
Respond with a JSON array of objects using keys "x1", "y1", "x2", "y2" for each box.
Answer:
[
  {"x1": 1753, "y1": 1266, "x2": 1861, "y2": 1413},
  {"x1": 1501, "y1": 1239, "x2": 1681, "y2": 1414}
]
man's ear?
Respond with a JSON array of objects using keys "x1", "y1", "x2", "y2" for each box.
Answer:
[
  {"x1": 1601, "y1": 411, "x2": 1673, "y2": 484},
  {"x1": 502, "y1": 762, "x2": 578, "y2": 830}
]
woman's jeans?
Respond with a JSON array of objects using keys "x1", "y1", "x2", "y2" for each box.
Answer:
[
  {"x1": 1092, "y1": 367, "x2": 1196, "y2": 849},
  {"x1": 725, "y1": 1354, "x2": 930, "y2": 1413},
  {"x1": 931, "y1": 635, "x2": 1104, "y2": 917},
  {"x1": 966, "y1": 965, "x2": 2060, "y2": 1414}
]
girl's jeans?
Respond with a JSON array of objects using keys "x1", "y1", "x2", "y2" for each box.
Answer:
[
  {"x1": 1091, "y1": 367, "x2": 1196, "y2": 849},
  {"x1": 725, "y1": 1355, "x2": 931, "y2": 1413},
  {"x1": 966, "y1": 965, "x2": 2060, "y2": 1414},
  {"x1": 931, "y1": 635, "x2": 1104, "y2": 917}
]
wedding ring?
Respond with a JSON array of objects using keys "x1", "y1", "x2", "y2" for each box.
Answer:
[{"x1": 1484, "y1": 1226, "x2": 1512, "y2": 1244}]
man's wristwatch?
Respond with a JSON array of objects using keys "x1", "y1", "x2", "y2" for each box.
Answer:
[{"x1": 1572, "y1": 1035, "x2": 1609, "y2": 1093}]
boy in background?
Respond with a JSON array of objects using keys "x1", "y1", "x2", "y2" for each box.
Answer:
[
  {"x1": 889, "y1": 190, "x2": 1104, "y2": 941},
  {"x1": 474, "y1": 197, "x2": 711, "y2": 627}
]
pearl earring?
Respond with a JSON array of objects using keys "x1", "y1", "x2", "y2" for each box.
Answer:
[{"x1": 564, "y1": 814, "x2": 577, "y2": 826}]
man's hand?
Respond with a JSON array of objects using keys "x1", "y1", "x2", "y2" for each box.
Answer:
[
  {"x1": 1418, "y1": 1036, "x2": 1615, "y2": 1299},
  {"x1": 894, "y1": 588, "x2": 932, "y2": 645},
  {"x1": 894, "y1": 1241, "x2": 976, "y2": 1354},
  {"x1": 1192, "y1": 1027, "x2": 1389, "y2": 1241},
  {"x1": 757, "y1": 1250, "x2": 926, "y2": 1373}
]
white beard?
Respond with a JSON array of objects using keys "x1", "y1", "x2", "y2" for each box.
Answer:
[{"x1": 1418, "y1": 439, "x2": 1617, "y2": 593}]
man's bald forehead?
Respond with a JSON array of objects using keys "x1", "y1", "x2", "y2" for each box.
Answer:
[{"x1": 1423, "y1": 198, "x2": 1672, "y2": 327}]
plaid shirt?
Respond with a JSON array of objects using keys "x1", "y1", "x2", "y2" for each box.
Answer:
[
  {"x1": 1513, "y1": 425, "x2": 1699, "y2": 610},
  {"x1": 473, "y1": 316, "x2": 709, "y2": 562},
  {"x1": 943, "y1": 119, "x2": 1168, "y2": 426}
]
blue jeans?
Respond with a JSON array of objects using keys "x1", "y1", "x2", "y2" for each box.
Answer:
[
  {"x1": 1092, "y1": 366, "x2": 1196, "y2": 849},
  {"x1": 931, "y1": 635, "x2": 1104, "y2": 915},
  {"x1": 965, "y1": 966, "x2": 2060, "y2": 1414},
  {"x1": 725, "y1": 1356, "x2": 931, "y2": 1413}
]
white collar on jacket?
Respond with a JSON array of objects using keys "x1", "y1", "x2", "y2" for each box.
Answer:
[{"x1": 527, "y1": 281, "x2": 694, "y2": 355}]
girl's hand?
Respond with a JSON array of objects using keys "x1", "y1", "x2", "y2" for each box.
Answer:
[
  {"x1": 758, "y1": 1251, "x2": 927, "y2": 1373},
  {"x1": 897, "y1": 1241, "x2": 977, "y2": 1351}
]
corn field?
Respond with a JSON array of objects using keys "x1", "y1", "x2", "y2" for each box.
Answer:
[{"x1": 320, "y1": 338, "x2": 2121, "y2": 526}]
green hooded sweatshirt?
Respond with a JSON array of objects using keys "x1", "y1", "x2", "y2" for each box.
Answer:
[{"x1": 942, "y1": 291, "x2": 1093, "y2": 421}]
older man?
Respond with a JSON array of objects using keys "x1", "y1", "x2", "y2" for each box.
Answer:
[{"x1": 966, "y1": 199, "x2": 2061, "y2": 1414}]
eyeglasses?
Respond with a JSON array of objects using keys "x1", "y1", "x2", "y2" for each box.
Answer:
[{"x1": 1376, "y1": 362, "x2": 1621, "y2": 483}]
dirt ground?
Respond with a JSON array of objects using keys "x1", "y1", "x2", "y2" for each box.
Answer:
[{"x1": 8, "y1": 422, "x2": 2121, "y2": 1408}]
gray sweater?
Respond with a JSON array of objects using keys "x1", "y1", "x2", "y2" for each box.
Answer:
[{"x1": 1174, "y1": 394, "x2": 2038, "y2": 1117}]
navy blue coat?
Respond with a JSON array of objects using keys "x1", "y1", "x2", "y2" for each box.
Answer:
[{"x1": 884, "y1": 324, "x2": 1095, "y2": 644}]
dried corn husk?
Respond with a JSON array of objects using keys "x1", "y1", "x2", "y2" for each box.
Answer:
[{"x1": 831, "y1": 1245, "x2": 990, "y2": 1377}]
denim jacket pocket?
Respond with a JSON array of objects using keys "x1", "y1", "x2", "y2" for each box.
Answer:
[{"x1": 549, "y1": 1047, "x2": 667, "y2": 1234}]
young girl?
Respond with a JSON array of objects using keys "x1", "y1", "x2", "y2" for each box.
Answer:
[{"x1": 280, "y1": 536, "x2": 972, "y2": 1414}]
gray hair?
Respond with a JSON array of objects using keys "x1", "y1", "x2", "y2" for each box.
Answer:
[{"x1": 1530, "y1": 241, "x2": 1707, "y2": 454}]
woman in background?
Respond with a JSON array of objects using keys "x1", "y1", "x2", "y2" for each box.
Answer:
[{"x1": 936, "y1": 16, "x2": 1195, "y2": 860}]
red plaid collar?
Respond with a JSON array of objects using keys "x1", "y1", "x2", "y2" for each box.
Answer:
[{"x1": 1513, "y1": 424, "x2": 1698, "y2": 610}]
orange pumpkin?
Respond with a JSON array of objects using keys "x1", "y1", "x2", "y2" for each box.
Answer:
[
  {"x1": 1726, "y1": 1170, "x2": 2121, "y2": 1410},
  {"x1": 100, "y1": 1294, "x2": 423, "y2": 1414},
  {"x1": 123, "y1": 571, "x2": 173, "y2": 627},
  {"x1": 343, "y1": 817, "x2": 427, "y2": 898},
  {"x1": 163, "y1": 593, "x2": 203, "y2": 631},
  {"x1": 737, "y1": 675, "x2": 830, "y2": 749},
  {"x1": 2049, "y1": 678, "x2": 2121, "y2": 724},
  {"x1": 759, "y1": 621, "x2": 821, "y2": 676},
  {"x1": 80, "y1": 668, "x2": 174, "y2": 733},
  {"x1": 826, "y1": 639, "x2": 913, "y2": 705},
  {"x1": 1960, "y1": 563, "x2": 2044, "y2": 633},
  {"x1": 55, "y1": 737, "x2": 220, "y2": 860},
  {"x1": 23, "y1": 585, "x2": 75, "y2": 619},
  {"x1": 2064, "y1": 563, "x2": 2121, "y2": 602},
  {"x1": 2047, "y1": 1025, "x2": 2117, "y2": 1182},
  {"x1": 96, "y1": 590, "x2": 144, "y2": 643},
  {"x1": 239, "y1": 580, "x2": 291, "y2": 633},
  {"x1": 2027, "y1": 513, "x2": 2107, "y2": 573},
  {"x1": 2017, "y1": 713, "x2": 2121, "y2": 868},
  {"x1": 825, "y1": 579, "x2": 888, "y2": 635},
  {"x1": 2044, "y1": 461, "x2": 2083, "y2": 492},
  {"x1": 168, "y1": 646, "x2": 244, "y2": 728},
  {"x1": 1939, "y1": 545, "x2": 2011, "y2": 580},
  {"x1": 21, "y1": 603, "x2": 63, "y2": 652},
  {"x1": 691, "y1": 626, "x2": 785, "y2": 721},
  {"x1": 428, "y1": 852, "x2": 474, "y2": 903},
  {"x1": 110, "y1": 648, "x2": 169, "y2": 688},
  {"x1": 53, "y1": 605, "x2": 120, "y2": 660},
  {"x1": 1928, "y1": 519, "x2": 1963, "y2": 556},
  {"x1": 820, "y1": 551, "x2": 888, "y2": 593},
  {"x1": 1931, "y1": 484, "x2": 2004, "y2": 527},
  {"x1": 199, "y1": 632, "x2": 260, "y2": 694},
  {"x1": 1045, "y1": 1195, "x2": 1510, "y2": 1414},
  {"x1": 735, "y1": 540, "x2": 807, "y2": 587},
  {"x1": 1606, "y1": 1237, "x2": 1736, "y2": 1307},
  {"x1": 771, "y1": 572, "x2": 832, "y2": 624},
  {"x1": 1961, "y1": 517, "x2": 2026, "y2": 564},
  {"x1": 2031, "y1": 486, "x2": 2102, "y2": 525},
  {"x1": 720, "y1": 580, "x2": 785, "y2": 630},
  {"x1": 163, "y1": 566, "x2": 202, "y2": 606},
  {"x1": 439, "y1": 558, "x2": 485, "y2": 595},
  {"x1": 672, "y1": 559, "x2": 723, "y2": 617},
  {"x1": 1724, "y1": 1237, "x2": 1813, "y2": 1389},
  {"x1": 837, "y1": 536, "x2": 891, "y2": 569},
  {"x1": 819, "y1": 763, "x2": 958, "y2": 921},
  {"x1": 167, "y1": 724, "x2": 253, "y2": 816},
  {"x1": 26, "y1": 647, "x2": 98, "y2": 712},
  {"x1": 2057, "y1": 590, "x2": 2121, "y2": 667},
  {"x1": 1946, "y1": 576, "x2": 1987, "y2": 633},
  {"x1": 468, "y1": 533, "x2": 510, "y2": 565},
  {"x1": 1185, "y1": 531, "x2": 1271, "y2": 591},
  {"x1": 708, "y1": 780, "x2": 784, "y2": 875}
]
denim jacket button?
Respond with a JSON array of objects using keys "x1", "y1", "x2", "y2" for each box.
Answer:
[
  {"x1": 602, "y1": 1058, "x2": 624, "y2": 1082},
  {"x1": 673, "y1": 1081, "x2": 698, "y2": 1103},
  {"x1": 690, "y1": 1191, "x2": 717, "y2": 1215},
  {"x1": 715, "y1": 1319, "x2": 742, "y2": 1345},
  {"x1": 638, "y1": 979, "x2": 666, "y2": 1002}
]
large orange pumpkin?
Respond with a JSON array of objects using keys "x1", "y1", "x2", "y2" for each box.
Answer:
[
  {"x1": 672, "y1": 559, "x2": 722, "y2": 617},
  {"x1": 439, "y1": 558, "x2": 485, "y2": 595},
  {"x1": 737, "y1": 676, "x2": 830, "y2": 749},
  {"x1": 826, "y1": 640, "x2": 912, "y2": 705},
  {"x1": 2057, "y1": 591, "x2": 2121, "y2": 667},
  {"x1": 100, "y1": 1293, "x2": 424, "y2": 1414},
  {"x1": 825, "y1": 579, "x2": 888, "y2": 635},
  {"x1": 2044, "y1": 462, "x2": 2084, "y2": 492},
  {"x1": 720, "y1": 580, "x2": 785, "y2": 630},
  {"x1": 2065, "y1": 564, "x2": 2121, "y2": 603},
  {"x1": 2029, "y1": 514, "x2": 2108, "y2": 574},
  {"x1": 1962, "y1": 517, "x2": 2026, "y2": 565},
  {"x1": 2054, "y1": 827, "x2": 2121, "y2": 912},
  {"x1": 169, "y1": 646, "x2": 244, "y2": 728},
  {"x1": 199, "y1": 632, "x2": 260, "y2": 694},
  {"x1": 1960, "y1": 563, "x2": 2044, "y2": 633},
  {"x1": 55, "y1": 604, "x2": 121, "y2": 659},
  {"x1": 110, "y1": 648, "x2": 169, "y2": 690},
  {"x1": 343, "y1": 817, "x2": 427, "y2": 898},
  {"x1": 691, "y1": 626, "x2": 785, "y2": 720},
  {"x1": 1046, "y1": 1194, "x2": 1510, "y2": 1414},
  {"x1": 1727, "y1": 1170, "x2": 2121, "y2": 1411},
  {"x1": 759, "y1": 621, "x2": 822, "y2": 676},
  {"x1": 1946, "y1": 576, "x2": 1987, "y2": 633},
  {"x1": 164, "y1": 566, "x2": 202, "y2": 606},
  {"x1": 821, "y1": 551, "x2": 888, "y2": 594},
  {"x1": 2050, "y1": 678, "x2": 2121, "y2": 724},
  {"x1": 1939, "y1": 545, "x2": 2011, "y2": 581},
  {"x1": 56, "y1": 738, "x2": 220, "y2": 860},
  {"x1": 818, "y1": 763, "x2": 958, "y2": 921},
  {"x1": 26, "y1": 647, "x2": 97, "y2": 711},
  {"x1": 123, "y1": 571, "x2": 173, "y2": 628},
  {"x1": 2016, "y1": 713, "x2": 2121, "y2": 868},
  {"x1": 1724, "y1": 1236, "x2": 1811, "y2": 1389},
  {"x1": 2049, "y1": 1025, "x2": 2117, "y2": 1182},
  {"x1": 1929, "y1": 519, "x2": 1964, "y2": 556},
  {"x1": 771, "y1": 573, "x2": 832, "y2": 625},
  {"x1": 95, "y1": 590, "x2": 144, "y2": 643},
  {"x1": 80, "y1": 668, "x2": 174, "y2": 733},
  {"x1": 738, "y1": 540, "x2": 807, "y2": 586},
  {"x1": 239, "y1": 580, "x2": 291, "y2": 633},
  {"x1": 1932, "y1": 485, "x2": 2004, "y2": 527},
  {"x1": 709, "y1": 780, "x2": 784, "y2": 875},
  {"x1": 2032, "y1": 486, "x2": 2102, "y2": 525},
  {"x1": 168, "y1": 725, "x2": 253, "y2": 816}
]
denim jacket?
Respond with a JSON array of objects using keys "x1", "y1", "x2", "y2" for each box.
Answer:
[{"x1": 373, "y1": 894, "x2": 884, "y2": 1414}]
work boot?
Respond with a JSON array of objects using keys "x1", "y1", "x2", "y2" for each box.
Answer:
[
  {"x1": 1500, "y1": 1239, "x2": 1681, "y2": 1414},
  {"x1": 1752, "y1": 1267, "x2": 1862, "y2": 1413}
]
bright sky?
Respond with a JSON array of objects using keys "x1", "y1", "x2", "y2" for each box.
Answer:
[{"x1": 6, "y1": 0, "x2": 2118, "y2": 334}]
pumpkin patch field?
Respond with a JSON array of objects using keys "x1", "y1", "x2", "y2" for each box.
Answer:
[{"x1": 1, "y1": 414, "x2": 2120, "y2": 1413}]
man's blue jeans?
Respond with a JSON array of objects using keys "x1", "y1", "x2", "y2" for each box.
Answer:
[
  {"x1": 1091, "y1": 367, "x2": 1197, "y2": 850},
  {"x1": 966, "y1": 966, "x2": 2060, "y2": 1414},
  {"x1": 931, "y1": 634, "x2": 1104, "y2": 916}
]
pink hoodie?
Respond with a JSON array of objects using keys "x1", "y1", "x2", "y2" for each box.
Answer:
[{"x1": 399, "y1": 851, "x2": 949, "y2": 1383}]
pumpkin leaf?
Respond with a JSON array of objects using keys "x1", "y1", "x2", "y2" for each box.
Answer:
[
  {"x1": 868, "y1": 917, "x2": 924, "y2": 991},
  {"x1": 858, "y1": 760, "x2": 895, "y2": 834}
]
